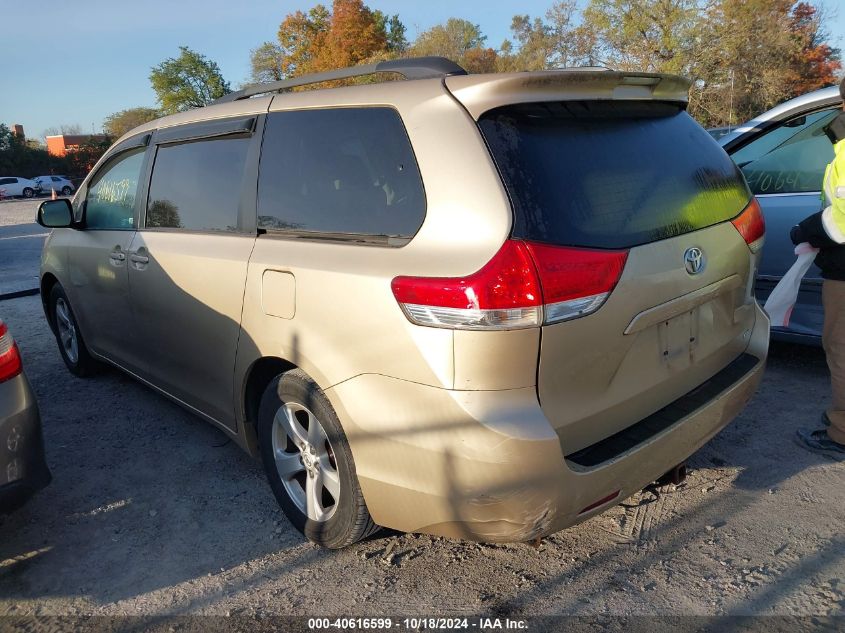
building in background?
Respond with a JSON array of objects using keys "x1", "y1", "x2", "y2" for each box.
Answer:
[{"x1": 46, "y1": 134, "x2": 109, "y2": 157}]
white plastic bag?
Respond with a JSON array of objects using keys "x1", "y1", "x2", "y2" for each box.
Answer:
[{"x1": 763, "y1": 242, "x2": 819, "y2": 327}]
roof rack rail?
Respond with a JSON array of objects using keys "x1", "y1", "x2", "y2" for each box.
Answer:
[{"x1": 212, "y1": 56, "x2": 467, "y2": 104}]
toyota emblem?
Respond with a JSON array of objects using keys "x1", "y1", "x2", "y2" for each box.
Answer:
[{"x1": 684, "y1": 247, "x2": 705, "y2": 275}]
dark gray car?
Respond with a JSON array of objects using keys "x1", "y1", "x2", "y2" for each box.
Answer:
[
  {"x1": 721, "y1": 86, "x2": 842, "y2": 343},
  {"x1": 0, "y1": 319, "x2": 50, "y2": 512}
]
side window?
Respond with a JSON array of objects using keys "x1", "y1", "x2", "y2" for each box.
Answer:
[
  {"x1": 52, "y1": 176, "x2": 61, "y2": 182},
  {"x1": 146, "y1": 135, "x2": 250, "y2": 232},
  {"x1": 257, "y1": 108, "x2": 425, "y2": 242},
  {"x1": 0, "y1": 178, "x2": 14, "y2": 185},
  {"x1": 731, "y1": 109, "x2": 838, "y2": 195},
  {"x1": 85, "y1": 148, "x2": 145, "y2": 230}
]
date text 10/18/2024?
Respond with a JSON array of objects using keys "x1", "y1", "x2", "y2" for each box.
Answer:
[{"x1": 308, "y1": 618, "x2": 529, "y2": 630}]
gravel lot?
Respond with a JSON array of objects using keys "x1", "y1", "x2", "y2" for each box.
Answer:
[{"x1": 0, "y1": 280, "x2": 843, "y2": 618}]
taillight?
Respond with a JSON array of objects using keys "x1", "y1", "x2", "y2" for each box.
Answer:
[
  {"x1": 731, "y1": 197, "x2": 765, "y2": 253},
  {"x1": 524, "y1": 242, "x2": 628, "y2": 324},
  {"x1": 0, "y1": 321, "x2": 23, "y2": 383},
  {"x1": 391, "y1": 240, "x2": 628, "y2": 330}
]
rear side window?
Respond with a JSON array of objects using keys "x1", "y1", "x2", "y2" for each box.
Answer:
[
  {"x1": 258, "y1": 108, "x2": 425, "y2": 244},
  {"x1": 479, "y1": 102, "x2": 752, "y2": 249},
  {"x1": 146, "y1": 136, "x2": 250, "y2": 232}
]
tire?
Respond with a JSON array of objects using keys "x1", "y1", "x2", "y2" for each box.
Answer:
[
  {"x1": 48, "y1": 284, "x2": 99, "y2": 377},
  {"x1": 22, "y1": 188, "x2": 34, "y2": 198},
  {"x1": 258, "y1": 369, "x2": 379, "y2": 548},
  {"x1": 61, "y1": 186, "x2": 72, "y2": 196}
]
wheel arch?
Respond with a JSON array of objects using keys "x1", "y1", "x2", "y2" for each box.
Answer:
[
  {"x1": 40, "y1": 273, "x2": 59, "y2": 333},
  {"x1": 240, "y1": 356, "x2": 297, "y2": 457}
]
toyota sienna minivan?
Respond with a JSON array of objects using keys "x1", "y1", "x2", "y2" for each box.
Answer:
[{"x1": 37, "y1": 57, "x2": 769, "y2": 548}]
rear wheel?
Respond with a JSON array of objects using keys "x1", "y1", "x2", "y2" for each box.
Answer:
[
  {"x1": 49, "y1": 284, "x2": 98, "y2": 377},
  {"x1": 61, "y1": 186, "x2": 72, "y2": 196},
  {"x1": 22, "y1": 187, "x2": 34, "y2": 198},
  {"x1": 258, "y1": 369, "x2": 378, "y2": 548}
]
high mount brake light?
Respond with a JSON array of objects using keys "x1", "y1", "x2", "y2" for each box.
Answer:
[
  {"x1": 391, "y1": 240, "x2": 628, "y2": 330},
  {"x1": 0, "y1": 321, "x2": 23, "y2": 384},
  {"x1": 731, "y1": 197, "x2": 765, "y2": 253}
]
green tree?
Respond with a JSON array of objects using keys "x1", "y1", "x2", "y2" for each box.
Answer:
[
  {"x1": 582, "y1": 0, "x2": 701, "y2": 74},
  {"x1": 410, "y1": 18, "x2": 497, "y2": 73},
  {"x1": 497, "y1": 2, "x2": 599, "y2": 72},
  {"x1": 149, "y1": 46, "x2": 231, "y2": 114},
  {"x1": 249, "y1": 42, "x2": 286, "y2": 83},
  {"x1": 373, "y1": 10, "x2": 408, "y2": 53},
  {"x1": 103, "y1": 107, "x2": 161, "y2": 138},
  {"x1": 692, "y1": 0, "x2": 799, "y2": 127}
]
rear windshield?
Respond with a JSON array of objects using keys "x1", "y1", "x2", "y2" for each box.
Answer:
[{"x1": 479, "y1": 102, "x2": 752, "y2": 249}]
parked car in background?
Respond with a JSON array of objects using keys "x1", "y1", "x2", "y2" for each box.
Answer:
[
  {"x1": 0, "y1": 319, "x2": 51, "y2": 513},
  {"x1": 720, "y1": 86, "x2": 841, "y2": 344},
  {"x1": 37, "y1": 57, "x2": 768, "y2": 548},
  {"x1": 33, "y1": 176, "x2": 74, "y2": 197},
  {"x1": 0, "y1": 177, "x2": 40, "y2": 199}
]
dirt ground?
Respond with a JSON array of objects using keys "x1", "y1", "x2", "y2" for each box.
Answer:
[{"x1": 0, "y1": 293, "x2": 843, "y2": 619}]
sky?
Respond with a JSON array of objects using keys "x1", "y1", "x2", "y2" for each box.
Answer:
[{"x1": 2, "y1": 0, "x2": 845, "y2": 139}]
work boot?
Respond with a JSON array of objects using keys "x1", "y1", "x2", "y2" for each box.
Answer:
[{"x1": 796, "y1": 428, "x2": 845, "y2": 459}]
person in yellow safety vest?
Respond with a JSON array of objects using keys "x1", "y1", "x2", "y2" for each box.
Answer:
[{"x1": 790, "y1": 78, "x2": 845, "y2": 457}]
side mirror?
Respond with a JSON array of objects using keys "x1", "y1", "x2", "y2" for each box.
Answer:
[{"x1": 37, "y1": 199, "x2": 74, "y2": 228}]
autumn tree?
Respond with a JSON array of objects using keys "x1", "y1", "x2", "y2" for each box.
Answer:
[
  {"x1": 787, "y1": 2, "x2": 841, "y2": 94},
  {"x1": 149, "y1": 46, "x2": 230, "y2": 113},
  {"x1": 312, "y1": 0, "x2": 387, "y2": 70},
  {"x1": 103, "y1": 107, "x2": 161, "y2": 138},
  {"x1": 272, "y1": 1, "x2": 403, "y2": 80}
]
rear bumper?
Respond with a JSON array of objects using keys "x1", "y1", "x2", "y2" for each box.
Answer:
[
  {"x1": 0, "y1": 375, "x2": 51, "y2": 514},
  {"x1": 327, "y1": 302, "x2": 768, "y2": 542}
]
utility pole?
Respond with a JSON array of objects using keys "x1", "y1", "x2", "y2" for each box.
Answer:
[{"x1": 728, "y1": 69, "x2": 735, "y2": 133}]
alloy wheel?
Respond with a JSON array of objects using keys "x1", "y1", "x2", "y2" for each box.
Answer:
[{"x1": 272, "y1": 401, "x2": 340, "y2": 522}]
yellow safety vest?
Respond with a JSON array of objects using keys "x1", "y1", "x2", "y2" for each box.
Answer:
[{"x1": 821, "y1": 138, "x2": 845, "y2": 243}]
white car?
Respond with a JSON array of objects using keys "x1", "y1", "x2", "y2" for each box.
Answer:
[
  {"x1": 33, "y1": 175, "x2": 74, "y2": 196},
  {"x1": 0, "y1": 177, "x2": 40, "y2": 199}
]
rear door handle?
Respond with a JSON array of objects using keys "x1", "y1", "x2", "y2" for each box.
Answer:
[{"x1": 130, "y1": 254, "x2": 149, "y2": 265}]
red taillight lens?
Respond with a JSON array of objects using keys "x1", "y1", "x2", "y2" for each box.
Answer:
[
  {"x1": 525, "y1": 243, "x2": 628, "y2": 323},
  {"x1": 391, "y1": 240, "x2": 543, "y2": 330},
  {"x1": 391, "y1": 240, "x2": 628, "y2": 330},
  {"x1": 0, "y1": 321, "x2": 23, "y2": 383},
  {"x1": 731, "y1": 197, "x2": 765, "y2": 253}
]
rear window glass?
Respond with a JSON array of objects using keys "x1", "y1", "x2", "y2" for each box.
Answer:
[
  {"x1": 479, "y1": 102, "x2": 751, "y2": 249},
  {"x1": 257, "y1": 108, "x2": 425, "y2": 245}
]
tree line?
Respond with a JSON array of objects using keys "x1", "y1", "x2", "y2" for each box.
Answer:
[{"x1": 7, "y1": 0, "x2": 840, "y2": 179}]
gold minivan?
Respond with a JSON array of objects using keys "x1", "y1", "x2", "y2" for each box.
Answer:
[{"x1": 37, "y1": 57, "x2": 769, "y2": 548}]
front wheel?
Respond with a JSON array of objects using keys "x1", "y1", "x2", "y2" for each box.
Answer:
[
  {"x1": 22, "y1": 188, "x2": 34, "y2": 198},
  {"x1": 49, "y1": 284, "x2": 99, "y2": 377},
  {"x1": 258, "y1": 369, "x2": 379, "y2": 548}
]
